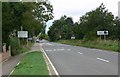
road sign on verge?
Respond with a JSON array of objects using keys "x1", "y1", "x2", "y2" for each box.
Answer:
[
  {"x1": 97, "y1": 31, "x2": 108, "y2": 35},
  {"x1": 18, "y1": 31, "x2": 28, "y2": 38},
  {"x1": 71, "y1": 36, "x2": 75, "y2": 39}
]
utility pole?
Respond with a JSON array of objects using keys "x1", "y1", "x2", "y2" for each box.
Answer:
[
  {"x1": 21, "y1": 26, "x2": 23, "y2": 31},
  {"x1": 18, "y1": 26, "x2": 23, "y2": 46}
]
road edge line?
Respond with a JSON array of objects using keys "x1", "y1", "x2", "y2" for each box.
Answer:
[
  {"x1": 9, "y1": 61, "x2": 21, "y2": 76},
  {"x1": 42, "y1": 49, "x2": 52, "y2": 75},
  {"x1": 40, "y1": 44, "x2": 60, "y2": 76}
]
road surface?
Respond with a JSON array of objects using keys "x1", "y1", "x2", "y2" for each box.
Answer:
[{"x1": 40, "y1": 40, "x2": 118, "y2": 76}]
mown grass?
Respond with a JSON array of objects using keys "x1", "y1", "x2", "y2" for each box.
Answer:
[
  {"x1": 11, "y1": 52, "x2": 50, "y2": 76},
  {"x1": 57, "y1": 39, "x2": 119, "y2": 52}
]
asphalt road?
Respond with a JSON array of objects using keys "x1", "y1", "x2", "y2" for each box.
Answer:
[{"x1": 40, "y1": 40, "x2": 118, "y2": 75}]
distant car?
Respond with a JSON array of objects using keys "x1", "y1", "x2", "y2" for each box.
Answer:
[
  {"x1": 36, "y1": 39, "x2": 40, "y2": 43},
  {"x1": 28, "y1": 38, "x2": 32, "y2": 41}
]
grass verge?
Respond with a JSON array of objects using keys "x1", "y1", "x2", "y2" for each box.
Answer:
[
  {"x1": 57, "y1": 39, "x2": 118, "y2": 52},
  {"x1": 11, "y1": 52, "x2": 50, "y2": 76}
]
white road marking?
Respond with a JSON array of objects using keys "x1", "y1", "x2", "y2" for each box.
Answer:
[
  {"x1": 52, "y1": 49, "x2": 65, "y2": 51},
  {"x1": 97, "y1": 57, "x2": 110, "y2": 63},
  {"x1": 67, "y1": 49, "x2": 71, "y2": 51},
  {"x1": 78, "y1": 52, "x2": 83, "y2": 54},
  {"x1": 9, "y1": 61, "x2": 20, "y2": 75},
  {"x1": 40, "y1": 44, "x2": 59, "y2": 76},
  {"x1": 54, "y1": 49, "x2": 56, "y2": 51},
  {"x1": 57, "y1": 49, "x2": 64, "y2": 51},
  {"x1": 47, "y1": 43, "x2": 53, "y2": 45},
  {"x1": 46, "y1": 50, "x2": 52, "y2": 52},
  {"x1": 41, "y1": 43, "x2": 53, "y2": 45},
  {"x1": 16, "y1": 61, "x2": 20, "y2": 66},
  {"x1": 9, "y1": 69, "x2": 15, "y2": 75}
]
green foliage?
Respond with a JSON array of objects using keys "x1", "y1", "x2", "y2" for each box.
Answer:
[
  {"x1": 72, "y1": 22, "x2": 84, "y2": 39},
  {"x1": 22, "y1": 2, "x2": 44, "y2": 37},
  {"x1": 2, "y1": 1, "x2": 54, "y2": 45},
  {"x1": 2, "y1": 2, "x2": 26, "y2": 44},
  {"x1": 48, "y1": 3, "x2": 120, "y2": 41},
  {"x1": 112, "y1": 17, "x2": 120, "y2": 39},
  {"x1": 57, "y1": 39, "x2": 118, "y2": 52},
  {"x1": 39, "y1": 34, "x2": 48, "y2": 40},
  {"x1": 9, "y1": 36, "x2": 21, "y2": 56},
  {"x1": 9, "y1": 36, "x2": 33, "y2": 56},
  {"x1": 48, "y1": 15, "x2": 74, "y2": 41},
  {"x1": 79, "y1": 3, "x2": 115, "y2": 40},
  {"x1": 33, "y1": 1, "x2": 54, "y2": 22},
  {"x1": 2, "y1": 1, "x2": 54, "y2": 56}
]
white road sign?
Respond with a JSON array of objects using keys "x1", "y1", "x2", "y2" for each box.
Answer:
[
  {"x1": 71, "y1": 36, "x2": 75, "y2": 39},
  {"x1": 97, "y1": 31, "x2": 108, "y2": 35},
  {"x1": 18, "y1": 31, "x2": 28, "y2": 38}
]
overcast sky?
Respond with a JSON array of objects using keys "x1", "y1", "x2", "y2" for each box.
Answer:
[{"x1": 46, "y1": 0, "x2": 120, "y2": 33}]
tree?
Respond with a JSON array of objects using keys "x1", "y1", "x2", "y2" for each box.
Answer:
[
  {"x1": 48, "y1": 15, "x2": 74, "y2": 41},
  {"x1": 112, "y1": 17, "x2": 120, "y2": 39},
  {"x1": 2, "y1": 2, "x2": 26, "y2": 44},
  {"x1": 78, "y1": 3, "x2": 114, "y2": 40},
  {"x1": 72, "y1": 22, "x2": 84, "y2": 39},
  {"x1": 33, "y1": 1, "x2": 54, "y2": 22},
  {"x1": 2, "y1": 1, "x2": 54, "y2": 44},
  {"x1": 48, "y1": 3, "x2": 118, "y2": 41},
  {"x1": 22, "y1": 2, "x2": 43, "y2": 37},
  {"x1": 33, "y1": 0, "x2": 54, "y2": 35}
]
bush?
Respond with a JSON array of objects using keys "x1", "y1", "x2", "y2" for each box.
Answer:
[
  {"x1": 10, "y1": 36, "x2": 21, "y2": 56},
  {"x1": 39, "y1": 34, "x2": 49, "y2": 40}
]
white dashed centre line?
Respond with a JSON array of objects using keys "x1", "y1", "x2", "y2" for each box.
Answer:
[
  {"x1": 46, "y1": 50, "x2": 52, "y2": 52},
  {"x1": 67, "y1": 49, "x2": 71, "y2": 51},
  {"x1": 78, "y1": 52, "x2": 83, "y2": 54},
  {"x1": 97, "y1": 57, "x2": 110, "y2": 63},
  {"x1": 57, "y1": 49, "x2": 64, "y2": 51}
]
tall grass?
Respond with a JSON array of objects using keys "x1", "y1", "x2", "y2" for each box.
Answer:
[
  {"x1": 57, "y1": 39, "x2": 118, "y2": 52},
  {"x1": 10, "y1": 37, "x2": 21, "y2": 56},
  {"x1": 10, "y1": 37, "x2": 34, "y2": 56}
]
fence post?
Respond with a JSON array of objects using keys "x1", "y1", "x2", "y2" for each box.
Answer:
[{"x1": 3, "y1": 43, "x2": 6, "y2": 53}]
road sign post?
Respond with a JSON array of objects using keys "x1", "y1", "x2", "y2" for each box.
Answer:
[
  {"x1": 97, "y1": 31, "x2": 108, "y2": 41},
  {"x1": 104, "y1": 35, "x2": 106, "y2": 41},
  {"x1": 100, "y1": 35, "x2": 101, "y2": 40},
  {"x1": 18, "y1": 31, "x2": 28, "y2": 46}
]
